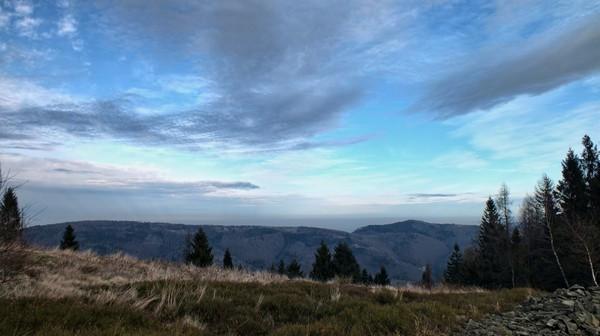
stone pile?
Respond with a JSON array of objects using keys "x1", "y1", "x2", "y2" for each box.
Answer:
[{"x1": 461, "y1": 285, "x2": 600, "y2": 335}]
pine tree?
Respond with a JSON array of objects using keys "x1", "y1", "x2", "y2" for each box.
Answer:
[
  {"x1": 443, "y1": 243, "x2": 464, "y2": 285},
  {"x1": 277, "y1": 259, "x2": 286, "y2": 275},
  {"x1": 223, "y1": 248, "x2": 233, "y2": 269},
  {"x1": 582, "y1": 135, "x2": 599, "y2": 191},
  {"x1": 310, "y1": 241, "x2": 334, "y2": 282},
  {"x1": 478, "y1": 197, "x2": 506, "y2": 288},
  {"x1": 286, "y1": 259, "x2": 303, "y2": 278},
  {"x1": 582, "y1": 135, "x2": 600, "y2": 227},
  {"x1": 184, "y1": 228, "x2": 213, "y2": 267},
  {"x1": 360, "y1": 268, "x2": 373, "y2": 285},
  {"x1": 421, "y1": 263, "x2": 433, "y2": 289},
  {"x1": 0, "y1": 187, "x2": 23, "y2": 244},
  {"x1": 510, "y1": 227, "x2": 527, "y2": 287},
  {"x1": 373, "y1": 266, "x2": 390, "y2": 286},
  {"x1": 534, "y1": 175, "x2": 569, "y2": 288},
  {"x1": 332, "y1": 242, "x2": 361, "y2": 282},
  {"x1": 556, "y1": 149, "x2": 588, "y2": 223},
  {"x1": 556, "y1": 149, "x2": 598, "y2": 286},
  {"x1": 496, "y1": 184, "x2": 514, "y2": 288},
  {"x1": 59, "y1": 224, "x2": 79, "y2": 250}
]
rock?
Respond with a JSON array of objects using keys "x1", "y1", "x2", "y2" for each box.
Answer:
[{"x1": 460, "y1": 285, "x2": 600, "y2": 336}]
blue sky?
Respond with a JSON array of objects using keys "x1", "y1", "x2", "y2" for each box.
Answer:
[{"x1": 1, "y1": 0, "x2": 599, "y2": 230}]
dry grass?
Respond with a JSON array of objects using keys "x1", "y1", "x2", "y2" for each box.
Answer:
[
  {"x1": 0, "y1": 245, "x2": 286, "y2": 300},
  {"x1": 0, "y1": 245, "x2": 536, "y2": 336}
]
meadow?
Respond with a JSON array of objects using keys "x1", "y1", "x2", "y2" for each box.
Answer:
[{"x1": 0, "y1": 246, "x2": 535, "y2": 336}]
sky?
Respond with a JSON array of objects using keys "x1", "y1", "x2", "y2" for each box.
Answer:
[{"x1": 1, "y1": 0, "x2": 600, "y2": 230}]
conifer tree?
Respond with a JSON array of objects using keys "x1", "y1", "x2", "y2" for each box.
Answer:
[
  {"x1": 421, "y1": 263, "x2": 433, "y2": 289},
  {"x1": 310, "y1": 241, "x2": 334, "y2": 281},
  {"x1": 556, "y1": 149, "x2": 588, "y2": 223},
  {"x1": 286, "y1": 259, "x2": 303, "y2": 278},
  {"x1": 360, "y1": 268, "x2": 373, "y2": 285},
  {"x1": 277, "y1": 259, "x2": 286, "y2": 275},
  {"x1": 59, "y1": 224, "x2": 79, "y2": 250},
  {"x1": 535, "y1": 175, "x2": 569, "y2": 288},
  {"x1": 582, "y1": 135, "x2": 599, "y2": 192},
  {"x1": 332, "y1": 242, "x2": 361, "y2": 282},
  {"x1": 556, "y1": 148, "x2": 598, "y2": 286},
  {"x1": 184, "y1": 228, "x2": 213, "y2": 267},
  {"x1": 443, "y1": 243, "x2": 464, "y2": 285},
  {"x1": 223, "y1": 248, "x2": 233, "y2": 269},
  {"x1": 0, "y1": 187, "x2": 22, "y2": 244},
  {"x1": 496, "y1": 184, "x2": 514, "y2": 287},
  {"x1": 374, "y1": 266, "x2": 390, "y2": 286},
  {"x1": 510, "y1": 227, "x2": 527, "y2": 287},
  {"x1": 478, "y1": 197, "x2": 505, "y2": 288}
]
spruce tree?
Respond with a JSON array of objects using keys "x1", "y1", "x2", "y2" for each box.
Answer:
[
  {"x1": 310, "y1": 241, "x2": 334, "y2": 282},
  {"x1": 496, "y1": 184, "x2": 514, "y2": 287},
  {"x1": 556, "y1": 148, "x2": 598, "y2": 286},
  {"x1": 184, "y1": 228, "x2": 213, "y2": 267},
  {"x1": 0, "y1": 187, "x2": 22, "y2": 244},
  {"x1": 360, "y1": 268, "x2": 373, "y2": 285},
  {"x1": 443, "y1": 243, "x2": 464, "y2": 285},
  {"x1": 556, "y1": 149, "x2": 587, "y2": 223},
  {"x1": 421, "y1": 263, "x2": 433, "y2": 289},
  {"x1": 581, "y1": 135, "x2": 599, "y2": 191},
  {"x1": 534, "y1": 175, "x2": 569, "y2": 288},
  {"x1": 277, "y1": 259, "x2": 286, "y2": 275},
  {"x1": 223, "y1": 248, "x2": 233, "y2": 269},
  {"x1": 332, "y1": 242, "x2": 361, "y2": 282},
  {"x1": 59, "y1": 224, "x2": 79, "y2": 250},
  {"x1": 373, "y1": 266, "x2": 390, "y2": 286},
  {"x1": 286, "y1": 259, "x2": 304, "y2": 278},
  {"x1": 478, "y1": 197, "x2": 505, "y2": 288},
  {"x1": 511, "y1": 227, "x2": 527, "y2": 287}
]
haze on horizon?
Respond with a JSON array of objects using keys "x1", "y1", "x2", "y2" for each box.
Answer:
[{"x1": 1, "y1": 0, "x2": 599, "y2": 230}]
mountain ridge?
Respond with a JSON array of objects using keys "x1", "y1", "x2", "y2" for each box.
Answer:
[{"x1": 24, "y1": 219, "x2": 478, "y2": 282}]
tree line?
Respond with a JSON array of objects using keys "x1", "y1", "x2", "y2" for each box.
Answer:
[
  {"x1": 443, "y1": 135, "x2": 600, "y2": 290},
  {"x1": 182, "y1": 228, "x2": 392, "y2": 285}
]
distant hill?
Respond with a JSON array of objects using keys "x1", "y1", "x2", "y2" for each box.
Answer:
[{"x1": 24, "y1": 220, "x2": 478, "y2": 282}]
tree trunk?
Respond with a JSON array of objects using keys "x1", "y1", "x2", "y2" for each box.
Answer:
[{"x1": 545, "y1": 218, "x2": 569, "y2": 288}]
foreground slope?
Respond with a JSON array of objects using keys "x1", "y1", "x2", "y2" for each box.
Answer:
[
  {"x1": 0, "y1": 246, "x2": 533, "y2": 336},
  {"x1": 25, "y1": 219, "x2": 478, "y2": 281}
]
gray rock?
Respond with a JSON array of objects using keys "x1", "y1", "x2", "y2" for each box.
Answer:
[{"x1": 460, "y1": 286, "x2": 600, "y2": 336}]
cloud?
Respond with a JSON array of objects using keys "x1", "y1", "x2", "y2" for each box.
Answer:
[
  {"x1": 432, "y1": 150, "x2": 488, "y2": 170},
  {"x1": 57, "y1": 15, "x2": 77, "y2": 37},
  {"x1": 0, "y1": 153, "x2": 259, "y2": 195},
  {"x1": 408, "y1": 193, "x2": 458, "y2": 198},
  {"x1": 81, "y1": 0, "x2": 410, "y2": 149},
  {"x1": 412, "y1": 13, "x2": 600, "y2": 117}
]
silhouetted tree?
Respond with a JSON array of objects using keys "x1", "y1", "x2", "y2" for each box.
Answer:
[
  {"x1": 511, "y1": 227, "x2": 528, "y2": 287},
  {"x1": 478, "y1": 197, "x2": 506, "y2": 288},
  {"x1": 496, "y1": 184, "x2": 514, "y2": 287},
  {"x1": 184, "y1": 228, "x2": 213, "y2": 267},
  {"x1": 310, "y1": 241, "x2": 334, "y2": 282},
  {"x1": 223, "y1": 248, "x2": 233, "y2": 269},
  {"x1": 286, "y1": 259, "x2": 303, "y2": 278},
  {"x1": 556, "y1": 148, "x2": 598, "y2": 286},
  {"x1": 0, "y1": 187, "x2": 23, "y2": 244},
  {"x1": 360, "y1": 268, "x2": 373, "y2": 285},
  {"x1": 421, "y1": 263, "x2": 433, "y2": 289},
  {"x1": 277, "y1": 259, "x2": 286, "y2": 275},
  {"x1": 59, "y1": 225, "x2": 79, "y2": 250},
  {"x1": 535, "y1": 175, "x2": 569, "y2": 288},
  {"x1": 443, "y1": 243, "x2": 464, "y2": 285},
  {"x1": 332, "y1": 242, "x2": 361, "y2": 282},
  {"x1": 374, "y1": 266, "x2": 390, "y2": 286}
]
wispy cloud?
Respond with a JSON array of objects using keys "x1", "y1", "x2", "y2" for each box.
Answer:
[{"x1": 412, "y1": 13, "x2": 600, "y2": 117}]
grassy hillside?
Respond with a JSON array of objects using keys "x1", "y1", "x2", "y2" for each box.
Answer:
[
  {"x1": 0, "y1": 246, "x2": 534, "y2": 336},
  {"x1": 24, "y1": 220, "x2": 478, "y2": 281}
]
